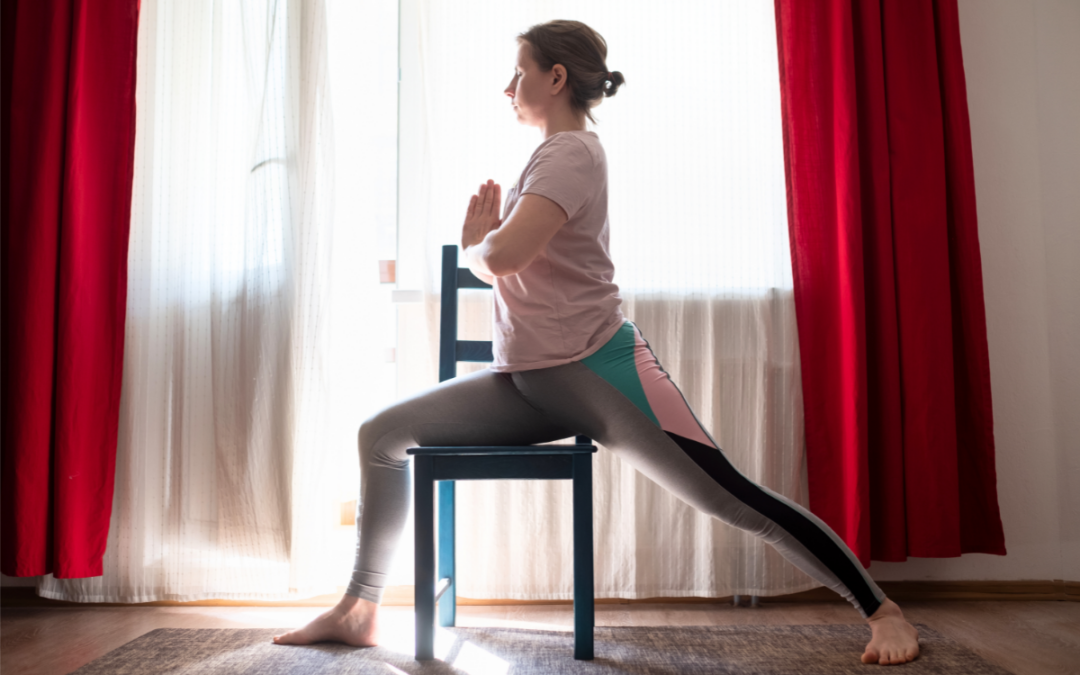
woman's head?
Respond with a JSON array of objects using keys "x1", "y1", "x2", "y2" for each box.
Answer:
[{"x1": 505, "y1": 20, "x2": 625, "y2": 129}]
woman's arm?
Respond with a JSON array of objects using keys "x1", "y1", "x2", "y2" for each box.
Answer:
[
  {"x1": 461, "y1": 179, "x2": 568, "y2": 278},
  {"x1": 462, "y1": 247, "x2": 495, "y2": 285},
  {"x1": 480, "y1": 194, "x2": 567, "y2": 276}
]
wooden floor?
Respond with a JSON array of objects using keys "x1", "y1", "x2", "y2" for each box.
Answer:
[{"x1": 2, "y1": 600, "x2": 1078, "y2": 674}]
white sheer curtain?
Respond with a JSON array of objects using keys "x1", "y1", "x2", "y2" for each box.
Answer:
[
  {"x1": 397, "y1": 0, "x2": 821, "y2": 599},
  {"x1": 37, "y1": 0, "x2": 383, "y2": 602}
]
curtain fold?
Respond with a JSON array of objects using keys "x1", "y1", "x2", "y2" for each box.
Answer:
[
  {"x1": 774, "y1": 0, "x2": 1006, "y2": 563},
  {"x1": 1, "y1": 0, "x2": 140, "y2": 578},
  {"x1": 34, "y1": 0, "x2": 345, "y2": 603}
]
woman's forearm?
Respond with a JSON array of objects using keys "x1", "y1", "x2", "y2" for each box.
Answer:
[{"x1": 463, "y1": 239, "x2": 496, "y2": 285}]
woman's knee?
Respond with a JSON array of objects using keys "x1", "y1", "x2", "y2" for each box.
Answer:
[{"x1": 358, "y1": 410, "x2": 409, "y2": 468}]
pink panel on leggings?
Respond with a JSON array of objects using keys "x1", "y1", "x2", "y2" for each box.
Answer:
[{"x1": 632, "y1": 326, "x2": 717, "y2": 449}]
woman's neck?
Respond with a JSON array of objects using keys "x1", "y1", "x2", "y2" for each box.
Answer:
[{"x1": 540, "y1": 111, "x2": 588, "y2": 140}]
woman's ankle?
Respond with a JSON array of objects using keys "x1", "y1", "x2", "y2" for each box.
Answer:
[
  {"x1": 337, "y1": 592, "x2": 379, "y2": 615},
  {"x1": 867, "y1": 596, "x2": 903, "y2": 622}
]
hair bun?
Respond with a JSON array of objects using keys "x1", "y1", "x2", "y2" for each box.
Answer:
[{"x1": 605, "y1": 70, "x2": 623, "y2": 97}]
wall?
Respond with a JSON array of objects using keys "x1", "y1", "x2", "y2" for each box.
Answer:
[
  {"x1": 870, "y1": 0, "x2": 1079, "y2": 583},
  {"x1": 3, "y1": 0, "x2": 1077, "y2": 590}
]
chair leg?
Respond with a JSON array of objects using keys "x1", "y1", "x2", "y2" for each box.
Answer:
[
  {"x1": 572, "y1": 453, "x2": 594, "y2": 660},
  {"x1": 438, "y1": 480, "x2": 456, "y2": 627},
  {"x1": 414, "y1": 456, "x2": 436, "y2": 660}
]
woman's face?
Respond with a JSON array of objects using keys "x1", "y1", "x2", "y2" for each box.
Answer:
[{"x1": 505, "y1": 41, "x2": 549, "y2": 127}]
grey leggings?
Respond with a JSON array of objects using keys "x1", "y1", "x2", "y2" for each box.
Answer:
[{"x1": 347, "y1": 322, "x2": 886, "y2": 618}]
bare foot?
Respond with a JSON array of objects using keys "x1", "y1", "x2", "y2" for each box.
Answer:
[
  {"x1": 862, "y1": 597, "x2": 919, "y2": 665},
  {"x1": 272, "y1": 594, "x2": 380, "y2": 648}
]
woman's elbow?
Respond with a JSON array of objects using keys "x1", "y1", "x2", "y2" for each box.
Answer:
[{"x1": 485, "y1": 250, "x2": 526, "y2": 277}]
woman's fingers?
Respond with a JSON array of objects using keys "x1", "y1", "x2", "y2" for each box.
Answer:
[
  {"x1": 469, "y1": 180, "x2": 501, "y2": 222},
  {"x1": 483, "y1": 180, "x2": 500, "y2": 218}
]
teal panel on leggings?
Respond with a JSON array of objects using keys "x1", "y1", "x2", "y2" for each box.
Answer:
[{"x1": 579, "y1": 322, "x2": 660, "y2": 427}]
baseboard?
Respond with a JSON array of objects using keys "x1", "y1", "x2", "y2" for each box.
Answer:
[
  {"x1": 1066, "y1": 580, "x2": 1080, "y2": 600},
  {"x1": 2, "y1": 579, "x2": 1077, "y2": 608}
]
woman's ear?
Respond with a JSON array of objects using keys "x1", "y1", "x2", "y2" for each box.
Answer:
[{"x1": 550, "y1": 64, "x2": 568, "y2": 95}]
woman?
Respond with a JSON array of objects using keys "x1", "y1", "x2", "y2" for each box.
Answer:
[{"x1": 274, "y1": 20, "x2": 919, "y2": 666}]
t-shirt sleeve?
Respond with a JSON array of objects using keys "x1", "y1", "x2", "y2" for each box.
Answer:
[{"x1": 519, "y1": 136, "x2": 596, "y2": 221}]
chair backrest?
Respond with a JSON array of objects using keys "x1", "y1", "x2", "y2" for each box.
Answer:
[
  {"x1": 438, "y1": 244, "x2": 592, "y2": 445},
  {"x1": 439, "y1": 244, "x2": 493, "y2": 383}
]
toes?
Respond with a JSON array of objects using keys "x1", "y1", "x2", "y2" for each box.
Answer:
[
  {"x1": 273, "y1": 631, "x2": 304, "y2": 645},
  {"x1": 862, "y1": 649, "x2": 879, "y2": 664}
]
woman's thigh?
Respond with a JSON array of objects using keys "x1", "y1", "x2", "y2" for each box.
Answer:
[
  {"x1": 510, "y1": 360, "x2": 724, "y2": 511},
  {"x1": 360, "y1": 367, "x2": 576, "y2": 467}
]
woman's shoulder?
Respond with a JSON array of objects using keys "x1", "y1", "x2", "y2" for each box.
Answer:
[
  {"x1": 534, "y1": 131, "x2": 602, "y2": 168},
  {"x1": 547, "y1": 130, "x2": 601, "y2": 149}
]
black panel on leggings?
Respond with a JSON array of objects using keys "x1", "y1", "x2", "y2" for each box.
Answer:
[{"x1": 666, "y1": 430, "x2": 883, "y2": 617}]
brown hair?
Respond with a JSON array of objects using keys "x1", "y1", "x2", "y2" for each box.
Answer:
[{"x1": 517, "y1": 20, "x2": 625, "y2": 125}]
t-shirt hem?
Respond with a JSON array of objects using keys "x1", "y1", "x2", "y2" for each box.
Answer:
[
  {"x1": 518, "y1": 187, "x2": 573, "y2": 222},
  {"x1": 488, "y1": 316, "x2": 629, "y2": 373}
]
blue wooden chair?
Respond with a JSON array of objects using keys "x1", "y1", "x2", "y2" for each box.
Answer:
[{"x1": 406, "y1": 244, "x2": 596, "y2": 661}]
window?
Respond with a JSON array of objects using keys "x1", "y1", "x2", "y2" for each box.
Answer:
[
  {"x1": 323, "y1": 0, "x2": 793, "y2": 587},
  {"x1": 395, "y1": 0, "x2": 791, "y2": 296}
]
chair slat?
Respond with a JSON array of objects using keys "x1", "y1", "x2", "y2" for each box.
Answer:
[
  {"x1": 456, "y1": 340, "x2": 493, "y2": 362},
  {"x1": 457, "y1": 268, "x2": 492, "y2": 289},
  {"x1": 433, "y1": 454, "x2": 574, "y2": 480}
]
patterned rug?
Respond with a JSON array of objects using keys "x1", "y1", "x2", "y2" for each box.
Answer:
[{"x1": 68, "y1": 624, "x2": 1013, "y2": 674}]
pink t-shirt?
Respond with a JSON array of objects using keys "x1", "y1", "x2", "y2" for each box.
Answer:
[{"x1": 489, "y1": 130, "x2": 626, "y2": 372}]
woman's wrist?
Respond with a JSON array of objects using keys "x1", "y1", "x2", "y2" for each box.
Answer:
[{"x1": 463, "y1": 238, "x2": 496, "y2": 277}]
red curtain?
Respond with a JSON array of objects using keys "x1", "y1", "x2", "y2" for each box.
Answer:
[
  {"x1": 1, "y1": 0, "x2": 140, "y2": 577},
  {"x1": 774, "y1": 0, "x2": 1006, "y2": 563}
]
